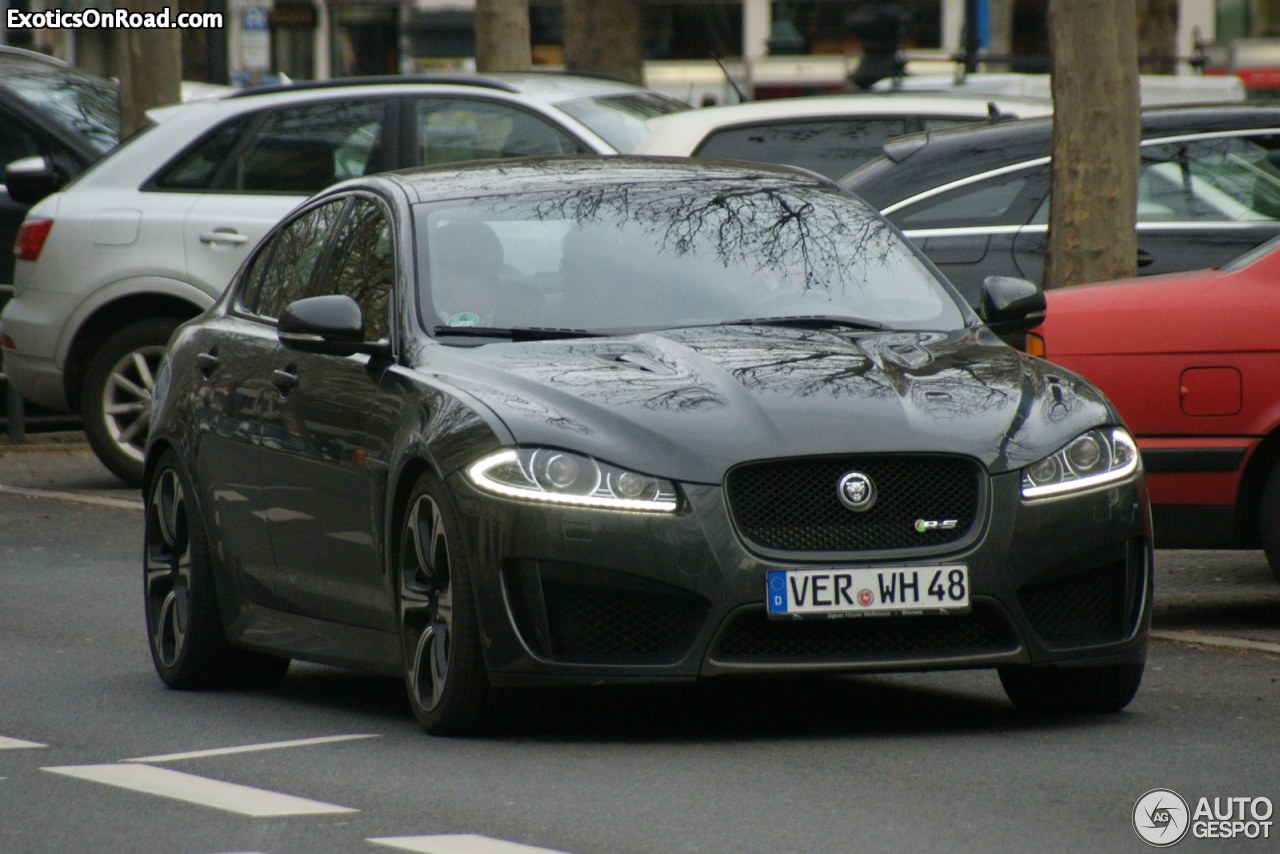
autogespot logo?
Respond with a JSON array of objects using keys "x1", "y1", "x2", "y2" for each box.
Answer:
[{"x1": 1134, "y1": 789, "x2": 1190, "y2": 847}]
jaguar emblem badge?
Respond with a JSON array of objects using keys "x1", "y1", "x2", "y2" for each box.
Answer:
[{"x1": 837, "y1": 471, "x2": 876, "y2": 512}]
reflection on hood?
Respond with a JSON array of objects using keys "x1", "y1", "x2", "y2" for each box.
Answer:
[{"x1": 423, "y1": 325, "x2": 1113, "y2": 483}]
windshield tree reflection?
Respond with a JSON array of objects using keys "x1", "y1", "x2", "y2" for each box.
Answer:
[{"x1": 414, "y1": 167, "x2": 966, "y2": 336}]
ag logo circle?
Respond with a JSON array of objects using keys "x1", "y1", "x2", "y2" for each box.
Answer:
[
  {"x1": 836, "y1": 471, "x2": 876, "y2": 512},
  {"x1": 1133, "y1": 788, "x2": 1190, "y2": 847}
]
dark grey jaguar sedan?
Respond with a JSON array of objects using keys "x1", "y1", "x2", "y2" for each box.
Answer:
[{"x1": 144, "y1": 157, "x2": 1152, "y2": 734}]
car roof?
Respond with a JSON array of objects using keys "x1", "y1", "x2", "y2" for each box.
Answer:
[
  {"x1": 635, "y1": 91, "x2": 1052, "y2": 154},
  {"x1": 373, "y1": 155, "x2": 835, "y2": 204},
  {"x1": 842, "y1": 102, "x2": 1280, "y2": 205},
  {"x1": 145, "y1": 72, "x2": 673, "y2": 126}
]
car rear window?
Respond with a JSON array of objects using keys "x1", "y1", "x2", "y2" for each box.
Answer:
[{"x1": 3, "y1": 73, "x2": 118, "y2": 154}]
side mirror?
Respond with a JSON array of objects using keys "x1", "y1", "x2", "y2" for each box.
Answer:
[
  {"x1": 278, "y1": 295, "x2": 391, "y2": 359},
  {"x1": 980, "y1": 275, "x2": 1046, "y2": 337},
  {"x1": 3, "y1": 156, "x2": 64, "y2": 205}
]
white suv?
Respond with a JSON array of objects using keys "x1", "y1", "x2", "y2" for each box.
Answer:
[{"x1": 0, "y1": 74, "x2": 686, "y2": 483}]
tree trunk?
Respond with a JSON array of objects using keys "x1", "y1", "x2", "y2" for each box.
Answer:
[
  {"x1": 1044, "y1": 0, "x2": 1140, "y2": 290},
  {"x1": 474, "y1": 0, "x2": 531, "y2": 72},
  {"x1": 1136, "y1": 0, "x2": 1179, "y2": 74},
  {"x1": 563, "y1": 0, "x2": 644, "y2": 86},
  {"x1": 112, "y1": 0, "x2": 182, "y2": 137}
]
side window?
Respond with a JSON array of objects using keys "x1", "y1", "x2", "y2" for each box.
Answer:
[
  {"x1": 227, "y1": 99, "x2": 387, "y2": 194},
  {"x1": 152, "y1": 116, "x2": 252, "y2": 190},
  {"x1": 1137, "y1": 135, "x2": 1280, "y2": 223},
  {"x1": 414, "y1": 98, "x2": 583, "y2": 166},
  {"x1": 893, "y1": 164, "x2": 1049, "y2": 230},
  {"x1": 0, "y1": 122, "x2": 44, "y2": 167},
  {"x1": 315, "y1": 199, "x2": 394, "y2": 341},
  {"x1": 695, "y1": 119, "x2": 910, "y2": 179},
  {"x1": 238, "y1": 201, "x2": 345, "y2": 319}
]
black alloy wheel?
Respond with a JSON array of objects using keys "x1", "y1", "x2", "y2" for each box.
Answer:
[
  {"x1": 144, "y1": 450, "x2": 289, "y2": 689},
  {"x1": 398, "y1": 474, "x2": 488, "y2": 735}
]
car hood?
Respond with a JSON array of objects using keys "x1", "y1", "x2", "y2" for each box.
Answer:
[{"x1": 421, "y1": 325, "x2": 1115, "y2": 483}]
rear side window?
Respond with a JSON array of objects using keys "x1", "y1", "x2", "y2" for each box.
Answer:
[
  {"x1": 153, "y1": 116, "x2": 251, "y2": 190},
  {"x1": 892, "y1": 165, "x2": 1049, "y2": 230},
  {"x1": 695, "y1": 119, "x2": 910, "y2": 179},
  {"x1": 157, "y1": 99, "x2": 390, "y2": 195}
]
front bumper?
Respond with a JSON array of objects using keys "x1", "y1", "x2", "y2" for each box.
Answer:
[{"x1": 450, "y1": 470, "x2": 1152, "y2": 687}]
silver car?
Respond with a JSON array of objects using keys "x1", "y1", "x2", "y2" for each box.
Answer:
[{"x1": 0, "y1": 73, "x2": 686, "y2": 483}]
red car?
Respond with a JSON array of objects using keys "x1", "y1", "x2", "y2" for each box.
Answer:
[{"x1": 1029, "y1": 238, "x2": 1280, "y2": 580}]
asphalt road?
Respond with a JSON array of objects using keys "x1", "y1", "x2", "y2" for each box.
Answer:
[{"x1": 2, "y1": 436, "x2": 1278, "y2": 853}]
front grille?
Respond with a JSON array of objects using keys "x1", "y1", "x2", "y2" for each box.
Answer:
[
  {"x1": 1018, "y1": 560, "x2": 1136, "y2": 646},
  {"x1": 712, "y1": 601, "x2": 1017, "y2": 664},
  {"x1": 542, "y1": 581, "x2": 705, "y2": 665},
  {"x1": 726, "y1": 455, "x2": 982, "y2": 553}
]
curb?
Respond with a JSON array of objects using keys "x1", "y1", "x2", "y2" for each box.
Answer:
[{"x1": 1150, "y1": 629, "x2": 1280, "y2": 657}]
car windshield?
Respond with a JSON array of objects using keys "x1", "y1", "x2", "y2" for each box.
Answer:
[
  {"x1": 554, "y1": 92, "x2": 689, "y2": 152},
  {"x1": 414, "y1": 175, "x2": 966, "y2": 339},
  {"x1": 4, "y1": 73, "x2": 119, "y2": 154}
]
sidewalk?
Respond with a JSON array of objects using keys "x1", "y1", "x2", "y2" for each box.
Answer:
[{"x1": 0, "y1": 431, "x2": 142, "y2": 506}]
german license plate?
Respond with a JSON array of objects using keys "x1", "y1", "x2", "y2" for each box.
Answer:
[{"x1": 766, "y1": 565, "x2": 970, "y2": 618}]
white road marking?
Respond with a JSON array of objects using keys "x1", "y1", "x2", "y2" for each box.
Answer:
[
  {"x1": 370, "y1": 836, "x2": 573, "y2": 854},
  {"x1": 42, "y1": 764, "x2": 357, "y2": 816},
  {"x1": 125, "y1": 733, "x2": 379, "y2": 763},
  {"x1": 0, "y1": 736, "x2": 47, "y2": 749}
]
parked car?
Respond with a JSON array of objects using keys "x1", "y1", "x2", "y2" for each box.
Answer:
[
  {"x1": 632, "y1": 91, "x2": 1051, "y2": 179},
  {"x1": 1029, "y1": 237, "x2": 1280, "y2": 580},
  {"x1": 841, "y1": 104, "x2": 1280, "y2": 308},
  {"x1": 143, "y1": 156, "x2": 1151, "y2": 734},
  {"x1": 0, "y1": 73, "x2": 687, "y2": 482},
  {"x1": 0, "y1": 47, "x2": 118, "y2": 297},
  {"x1": 1, "y1": 46, "x2": 232, "y2": 300}
]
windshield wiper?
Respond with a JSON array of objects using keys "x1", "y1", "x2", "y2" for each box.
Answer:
[
  {"x1": 721, "y1": 315, "x2": 886, "y2": 331},
  {"x1": 432, "y1": 325, "x2": 598, "y2": 342}
]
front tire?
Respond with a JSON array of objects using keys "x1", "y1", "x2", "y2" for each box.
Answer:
[
  {"x1": 999, "y1": 661, "x2": 1144, "y2": 715},
  {"x1": 82, "y1": 317, "x2": 181, "y2": 486},
  {"x1": 398, "y1": 473, "x2": 489, "y2": 735},
  {"x1": 144, "y1": 450, "x2": 290, "y2": 689}
]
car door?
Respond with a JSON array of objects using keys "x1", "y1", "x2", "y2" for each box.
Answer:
[
  {"x1": 173, "y1": 97, "x2": 393, "y2": 303},
  {"x1": 258, "y1": 196, "x2": 402, "y2": 630},
  {"x1": 190, "y1": 229, "x2": 303, "y2": 606}
]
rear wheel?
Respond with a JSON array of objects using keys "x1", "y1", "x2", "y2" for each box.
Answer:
[
  {"x1": 82, "y1": 317, "x2": 181, "y2": 486},
  {"x1": 1260, "y1": 463, "x2": 1280, "y2": 581},
  {"x1": 999, "y1": 662, "x2": 1144, "y2": 715},
  {"x1": 398, "y1": 473, "x2": 489, "y2": 735},
  {"x1": 144, "y1": 450, "x2": 290, "y2": 689}
]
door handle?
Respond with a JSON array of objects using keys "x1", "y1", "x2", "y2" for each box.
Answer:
[
  {"x1": 271, "y1": 366, "x2": 299, "y2": 393},
  {"x1": 1137, "y1": 248, "x2": 1154, "y2": 268},
  {"x1": 199, "y1": 229, "x2": 249, "y2": 245},
  {"x1": 197, "y1": 349, "x2": 220, "y2": 378}
]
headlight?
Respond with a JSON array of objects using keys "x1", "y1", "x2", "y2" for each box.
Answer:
[
  {"x1": 1021, "y1": 427, "x2": 1139, "y2": 499},
  {"x1": 466, "y1": 448, "x2": 679, "y2": 513}
]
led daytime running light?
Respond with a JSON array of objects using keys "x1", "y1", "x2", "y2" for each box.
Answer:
[
  {"x1": 1021, "y1": 428, "x2": 1139, "y2": 499},
  {"x1": 467, "y1": 449, "x2": 678, "y2": 513}
]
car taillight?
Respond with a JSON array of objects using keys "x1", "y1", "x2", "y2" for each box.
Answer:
[{"x1": 14, "y1": 219, "x2": 53, "y2": 262}]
